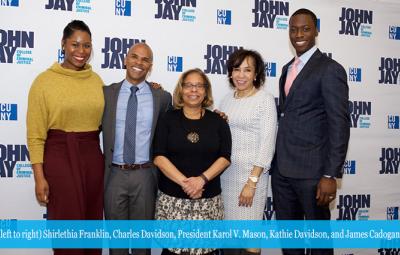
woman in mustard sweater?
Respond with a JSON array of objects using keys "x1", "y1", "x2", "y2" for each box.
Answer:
[{"x1": 26, "y1": 20, "x2": 104, "y2": 255}]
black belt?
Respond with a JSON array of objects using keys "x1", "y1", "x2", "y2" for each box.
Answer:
[{"x1": 111, "y1": 162, "x2": 153, "y2": 170}]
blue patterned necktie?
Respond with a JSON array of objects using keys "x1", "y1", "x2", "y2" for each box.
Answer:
[{"x1": 123, "y1": 86, "x2": 139, "y2": 164}]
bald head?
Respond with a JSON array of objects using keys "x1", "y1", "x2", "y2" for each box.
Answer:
[
  {"x1": 124, "y1": 43, "x2": 153, "y2": 85},
  {"x1": 128, "y1": 43, "x2": 153, "y2": 61}
]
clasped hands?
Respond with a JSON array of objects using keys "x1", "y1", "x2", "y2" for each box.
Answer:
[{"x1": 181, "y1": 176, "x2": 206, "y2": 199}]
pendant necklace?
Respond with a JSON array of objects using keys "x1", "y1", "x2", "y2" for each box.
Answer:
[{"x1": 181, "y1": 109, "x2": 203, "y2": 144}]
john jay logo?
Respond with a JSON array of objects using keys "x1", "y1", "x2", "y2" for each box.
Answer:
[
  {"x1": 379, "y1": 57, "x2": 400, "y2": 85},
  {"x1": 0, "y1": 29, "x2": 34, "y2": 64},
  {"x1": 343, "y1": 160, "x2": 356, "y2": 174},
  {"x1": 388, "y1": 116, "x2": 399, "y2": 129},
  {"x1": 336, "y1": 194, "x2": 370, "y2": 220},
  {"x1": 348, "y1": 101, "x2": 371, "y2": 128},
  {"x1": 45, "y1": 0, "x2": 92, "y2": 13},
  {"x1": 0, "y1": 103, "x2": 17, "y2": 121},
  {"x1": 265, "y1": 62, "x2": 276, "y2": 77},
  {"x1": 252, "y1": 0, "x2": 289, "y2": 29},
  {"x1": 263, "y1": 196, "x2": 274, "y2": 220},
  {"x1": 348, "y1": 68, "x2": 362, "y2": 82},
  {"x1": 167, "y1": 56, "x2": 182, "y2": 72},
  {"x1": 204, "y1": 44, "x2": 243, "y2": 75},
  {"x1": 0, "y1": 144, "x2": 32, "y2": 178},
  {"x1": 379, "y1": 148, "x2": 399, "y2": 175},
  {"x1": 101, "y1": 37, "x2": 145, "y2": 69},
  {"x1": 155, "y1": 0, "x2": 196, "y2": 22},
  {"x1": 0, "y1": 0, "x2": 19, "y2": 6},
  {"x1": 115, "y1": 0, "x2": 131, "y2": 16},
  {"x1": 389, "y1": 26, "x2": 400, "y2": 40},
  {"x1": 339, "y1": 7, "x2": 373, "y2": 37},
  {"x1": 387, "y1": 207, "x2": 399, "y2": 220},
  {"x1": 217, "y1": 9, "x2": 231, "y2": 25}
]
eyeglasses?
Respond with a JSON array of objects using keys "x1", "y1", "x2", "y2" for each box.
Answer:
[{"x1": 182, "y1": 83, "x2": 207, "y2": 90}]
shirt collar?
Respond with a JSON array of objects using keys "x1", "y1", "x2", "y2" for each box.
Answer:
[
  {"x1": 122, "y1": 79, "x2": 147, "y2": 92},
  {"x1": 297, "y1": 45, "x2": 317, "y2": 65}
]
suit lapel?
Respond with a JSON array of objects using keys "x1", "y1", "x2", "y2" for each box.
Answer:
[
  {"x1": 110, "y1": 81, "x2": 123, "y2": 148},
  {"x1": 284, "y1": 50, "x2": 322, "y2": 107},
  {"x1": 149, "y1": 82, "x2": 161, "y2": 142},
  {"x1": 279, "y1": 61, "x2": 292, "y2": 112}
]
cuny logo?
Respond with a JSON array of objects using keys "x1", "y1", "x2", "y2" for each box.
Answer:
[
  {"x1": 378, "y1": 57, "x2": 400, "y2": 85},
  {"x1": 348, "y1": 67, "x2": 362, "y2": 82},
  {"x1": 343, "y1": 160, "x2": 356, "y2": 175},
  {"x1": 252, "y1": 0, "x2": 289, "y2": 29},
  {"x1": 45, "y1": 0, "x2": 92, "y2": 13},
  {"x1": 101, "y1": 37, "x2": 146, "y2": 69},
  {"x1": 155, "y1": 0, "x2": 196, "y2": 22},
  {"x1": 389, "y1": 26, "x2": 400, "y2": 40},
  {"x1": 336, "y1": 194, "x2": 370, "y2": 220},
  {"x1": 0, "y1": 0, "x2": 19, "y2": 6},
  {"x1": 388, "y1": 115, "x2": 399, "y2": 129},
  {"x1": 217, "y1": 9, "x2": 231, "y2": 25},
  {"x1": 379, "y1": 148, "x2": 399, "y2": 175},
  {"x1": 349, "y1": 101, "x2": 371, "y2": 128},
  {"x1": 339, "y1": 7, "x2": 372, "y2": 37},
  {"x1": 0, "y1": 29, "x2": 34, "y2": 64},
  {"x1": 265, "y1": 62, "x2": 276, "y2": 77},
  {"x1": 57, "y1": 49, "x2": 64, "y2": 63},
  {"x1": 167, "y1": 56, "x2": 182, "y2": 72},
  {"x1": 0, "y1": 144, "x2": 32, "y2": 178},
  {"x1": 115, "y1": 0, "x2": 131, "y2": 16},
  {"x1": 204, "y1": 44, "x2": 243, "y2": 75},
  {"x1": 387, "y1": 207, "x2": 399, "y2": 220},
  {"x1": 263, "y1": 196, "x2": 274, "y2": 220},
  {"x1": 0, "y1": 103, "x2": 17, "y2": 121}
]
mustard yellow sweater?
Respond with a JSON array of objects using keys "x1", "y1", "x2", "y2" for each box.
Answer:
[{"x1": 27, "y1": 62, "x2": 104, "y2": 164}]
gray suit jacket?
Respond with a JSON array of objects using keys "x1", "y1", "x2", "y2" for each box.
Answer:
[
  {"x1": 274, "y1": 49, "x2": 350, "y2": 179},
  {"x1": 102, "y1": 80, "x2": 172, "y2": 186}
]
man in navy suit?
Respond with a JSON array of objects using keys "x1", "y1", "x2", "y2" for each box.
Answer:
[{"x1": 271, "y1": 8, "x2": 350, "y2": 255}]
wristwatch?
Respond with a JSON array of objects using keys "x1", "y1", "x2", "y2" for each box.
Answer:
[{"x1": 248, "y1": 175, "x2": 259, "y2": 183}]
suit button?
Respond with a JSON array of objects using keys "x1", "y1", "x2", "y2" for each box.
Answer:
[{"x1": 280, "y1": 113, "x2": 285, "y2": 117}]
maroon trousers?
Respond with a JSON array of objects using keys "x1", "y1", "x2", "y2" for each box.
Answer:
[{"x1": 43, "y1": 130, "x2": 104, "y2": 255}]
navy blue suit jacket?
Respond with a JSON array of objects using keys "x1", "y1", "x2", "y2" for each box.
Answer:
[{"x1": 274, "y1": 49, "x2": 350, "y2": 179}]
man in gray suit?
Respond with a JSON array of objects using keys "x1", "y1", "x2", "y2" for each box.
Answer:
[
  {"x1": 271, "y1": 8, "x2": 350, "y2": 255},
  {"x1": 102, "y1": 43, "x2": 172, "y2": 255}
]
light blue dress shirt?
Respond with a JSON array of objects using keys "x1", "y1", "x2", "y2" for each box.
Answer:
[
  {"x1": 113, "y1": 80, "x2": 154, "y2": 164},
  {"x1": 288, "y1": 45, "x2": 318, "y2": 73}
]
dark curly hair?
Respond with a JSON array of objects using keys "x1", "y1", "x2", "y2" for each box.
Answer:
[{"x1": 226, "y1": 49, "x2": 266, "y2": 89}]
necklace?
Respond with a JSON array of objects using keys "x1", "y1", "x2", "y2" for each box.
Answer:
[
  {"x1": 181, "y1": 109, "x2": 203, "y2": 144},
  {"x1": 234, "y1": 86, "x2": 256, "y2": 99}
]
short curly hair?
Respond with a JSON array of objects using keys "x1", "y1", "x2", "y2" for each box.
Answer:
[
  {"x1": 173, "y1": 68, "x2": 214, "y2": 109},
  {"x1": 226, "y1": 49, "x2": 266, "y2": 89}
]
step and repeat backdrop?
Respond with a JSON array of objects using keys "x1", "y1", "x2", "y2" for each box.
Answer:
[{"x1": 0, "y1": 0, "x2": 399, "y2": 254}]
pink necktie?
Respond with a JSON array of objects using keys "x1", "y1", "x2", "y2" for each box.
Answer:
[{"x1": 284, "y1": 57, "x2": 301, "y2": 96}]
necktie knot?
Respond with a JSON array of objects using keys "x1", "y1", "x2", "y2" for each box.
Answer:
[
  {"x1": 130, "y1": 86, "x2": 138, "y2": 94},
  {"x1": 293, "y1": 57, "x2": 301, "y2": 67}
]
